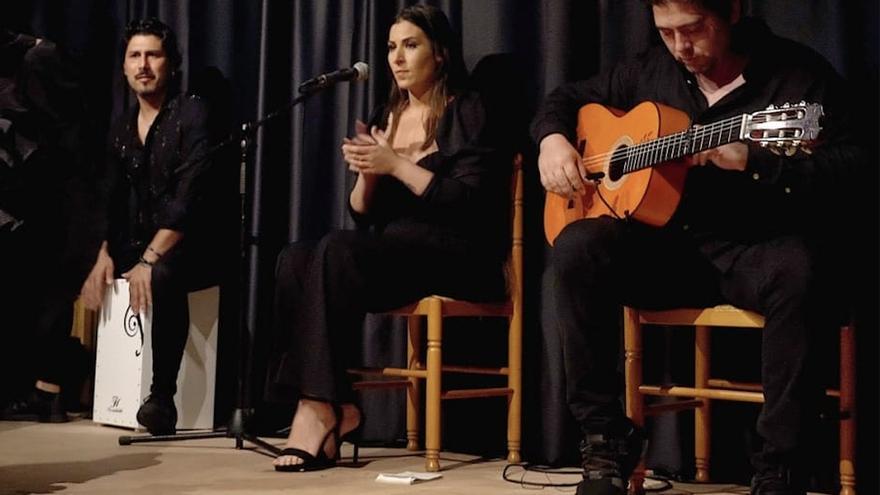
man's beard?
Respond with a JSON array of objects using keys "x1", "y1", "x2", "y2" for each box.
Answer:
[
  {"x1": 132, "y1": 78, "x2": 167, "y2": 98},
  {"x1": 136, "y1": 85, "x2": 163, "y2": 97}
]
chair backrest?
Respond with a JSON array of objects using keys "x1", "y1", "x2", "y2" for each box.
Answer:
[
  {"x1": 470, "y1": 54, "x2": 528, "y2": 306},
  {"x1": 469, "y1": 53, "x2": 531, "y2": 159},
  {"x1": 507, "y1": 154, "x2": 524, "y2": 305}
]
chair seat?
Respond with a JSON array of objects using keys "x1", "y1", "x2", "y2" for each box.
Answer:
[
  {"x1": 624, "y1": 304, "x2": 857, "y2": 495},
  {"x1": 383, "y1": 295, "x2": 512, "y2": 317},
  {"x1": 637, "y1": 305, "x2": 764, "y2": 327}
]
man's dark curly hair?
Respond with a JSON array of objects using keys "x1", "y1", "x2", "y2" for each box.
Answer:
[
  {"x1": 641, "y1": 0, "x2": 736, "y2": 20},
  {"x1": 121, "y1": 17, "x2": 181, "y2": 71}
]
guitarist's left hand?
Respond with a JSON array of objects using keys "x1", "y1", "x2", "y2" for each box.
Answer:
[{"x1": 690, "y1": 142, "x2": 748, "y2": 171}]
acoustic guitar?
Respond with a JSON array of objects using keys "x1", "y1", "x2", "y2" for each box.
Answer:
[{"x1": 543, "y1": 101, "x2": 823, "y2": 244}]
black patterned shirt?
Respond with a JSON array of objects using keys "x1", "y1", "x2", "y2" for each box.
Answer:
[{"x1": 102, "y1": 94, "x2": 215, "y2": 262}]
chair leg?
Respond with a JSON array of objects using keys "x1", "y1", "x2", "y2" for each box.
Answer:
[
  {"x1": 839, "y1": 324, "x2": 856, "y2": 495},
  {"x1": 406, "y1": 315, "x2": 422, "y2": 451},
  {"x1": 424, "y1": 298, "x2": 443, "y2": 472},
  {"x1": 623, "y1": 307, "x2": 646, "y2": 495},
  {"x1": 507, "y1": 307, "x2": 522, "y2": 463},
  {"x1": 694, "y1": 325, "x2": 711, "y2": 482}
]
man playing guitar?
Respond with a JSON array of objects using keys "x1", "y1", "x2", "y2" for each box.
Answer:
[{"x1": 531, "y1": 1, "x2": 865, "y2": 494}]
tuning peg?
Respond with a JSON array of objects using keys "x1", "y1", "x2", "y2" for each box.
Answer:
[
  {"x1": 784, "y1": 146, "x2": 797, "y2": 156},
  {"x1": 802, "y1": 148, "x2": 813, "y2": 155},
  {"x1": 766, "y1": 104, "x2": 777, "y2": 110},
  {"x1": 782, "y1": 102, "x2": 791, "y2": 108}
]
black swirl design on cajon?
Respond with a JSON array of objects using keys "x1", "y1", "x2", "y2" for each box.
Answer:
[{"x1": 123, "y1": 306, "x2": 145, "y2": 357}]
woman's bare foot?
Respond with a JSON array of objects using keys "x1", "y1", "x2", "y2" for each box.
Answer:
[{"x1": 273, "y1": 399, "x2": 338, "y2": 469}]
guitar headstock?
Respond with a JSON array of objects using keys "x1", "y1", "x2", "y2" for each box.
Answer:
[{"x1": 744, "y1": 102, "x2": 823, "y2": 155}]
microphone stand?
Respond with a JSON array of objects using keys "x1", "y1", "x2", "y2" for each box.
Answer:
[{"x1": 118, "y1": 88, "x2": 320, "y2": 456}]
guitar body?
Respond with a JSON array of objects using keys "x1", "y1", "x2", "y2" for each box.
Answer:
[{"x1": 544, "y1": 101, "x2": 692, "y2": 245}]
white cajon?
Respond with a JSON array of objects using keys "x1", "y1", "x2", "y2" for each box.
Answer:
[{"x1": 93, "y1": 279, "x2": 218, "y2": 430}]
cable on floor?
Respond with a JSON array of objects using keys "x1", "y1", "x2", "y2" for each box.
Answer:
[{"x1": 502, "y1": 463, "x2": 674, "y2": 492}]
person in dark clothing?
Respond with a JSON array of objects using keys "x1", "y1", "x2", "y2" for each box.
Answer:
[
  {"x1": 79, "y1": 18, "x2": 224, "y2": 436},
  {"x1": 0, "y1": 28, "x2": 98, "y2": 422},
  {"x1": 530, "y1": 1, "x2": 864, "y2": 494},
  {"x1": 266, "y1": 4, "x2": 511, "y2": 472}
]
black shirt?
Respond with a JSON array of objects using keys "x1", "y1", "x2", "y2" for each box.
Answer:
[
  {"x1": 353, "y1": 91, "x2": 511, "y2": 264},
  {"x1": 102, "y1": 94, "x2": 217, "y2": 263},
  {"x1": 531, "y1": 18, "x2": 865, "y2": 271}
]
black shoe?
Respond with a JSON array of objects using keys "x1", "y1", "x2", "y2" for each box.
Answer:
[
  {"x1": 136, "y1": 395, "x2": 177, "y2": 435},
  {"x1": 750, "y1": 465, "x2": 806, "y2": 495},
  {"x1": 0, "y1": 389, "x2": 68, "y2": 423},
  {"x1": 576, "y1": 418, "x2": 647, "y2": 495},
  {"x1": 338, "y1": 404, "x2": 364, "y2": 463}
]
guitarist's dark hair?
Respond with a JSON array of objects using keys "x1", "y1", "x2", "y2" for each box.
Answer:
[{"x1": 640, "y1": 0, "x2": 736, "y2": 21}]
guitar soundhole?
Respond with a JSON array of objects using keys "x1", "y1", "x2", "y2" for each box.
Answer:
[{"x1": 608, "y1": 144, "x2": 628, "y2": 182}]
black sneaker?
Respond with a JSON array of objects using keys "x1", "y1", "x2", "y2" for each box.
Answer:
[
  {"x1": 136, "y1": 395, "x2": 177, "y2": 435},
  {"x1": 750, "y1": 465, "x2": 806, "y2": 495},
  {"x1": 0, "y1": 389, "x2": 68, "y2": 423},
  {"x1": 576, "y1": 418, "x2": 648, "y2": 495}
]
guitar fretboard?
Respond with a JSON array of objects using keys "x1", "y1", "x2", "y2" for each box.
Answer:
[{"x1": 617, "y1": 114, "x2": 745, "y2": 176}]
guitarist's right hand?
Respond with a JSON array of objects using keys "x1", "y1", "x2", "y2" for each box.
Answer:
[{"x1": 538, "y1": 133, "x2": 586, "y2": 197}]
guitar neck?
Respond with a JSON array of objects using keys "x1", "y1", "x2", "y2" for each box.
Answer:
[{"x1": 624, "y1": 114, "x2": 746, "y2": 173}]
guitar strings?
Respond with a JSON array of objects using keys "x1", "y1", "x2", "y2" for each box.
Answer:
[
  {"x1": 582, "y1": 115, "x2": 742, "y2": 165},
  {"x1": 621, "y1": 117, "x2": 743, "y2": 171},
  {"x1": 579, "y1": 115, "x2": 743, "y2": 173},
  {"x1": 579, "y1": 103, "x2": 815, "y2": 171},
  {"x1": 580, "y1": 115, "x2": 742, "y2": 168},
  {"x1": 578, "y1": 115, "x2": 743, "y2": 221}
]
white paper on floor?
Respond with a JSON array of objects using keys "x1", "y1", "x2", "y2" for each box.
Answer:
[{"x1": 375, "y1": 471, "x2": 443, "y2": 485}]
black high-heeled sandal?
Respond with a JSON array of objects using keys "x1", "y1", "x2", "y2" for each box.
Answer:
[
  {"x1": 338, "y1": 403, "x2": 364, "y2": 463},
  {"x1": 274, "y1": 411, "x2": 340, "y2": 472},
  {"x1": 273, "y1": 445, "x2": 335, "y2": 472}
]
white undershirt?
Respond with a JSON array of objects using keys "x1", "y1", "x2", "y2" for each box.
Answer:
[{"x1": 700, "y1": 74, "x2": 746, "y2": 107}]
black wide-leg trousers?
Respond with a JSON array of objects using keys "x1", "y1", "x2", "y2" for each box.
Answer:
[
  {"x1": 551, "y1": 216, "x2": 823, "y2": 462},
  {"x1": 266, "y1": 229, "x2": 505, "y2": 405}
]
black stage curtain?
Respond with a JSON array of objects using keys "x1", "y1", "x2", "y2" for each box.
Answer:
[{"x1": 15, "y1": 0, "x2": 877, "y2": 490}]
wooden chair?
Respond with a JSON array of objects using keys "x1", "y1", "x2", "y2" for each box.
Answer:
[
  {"x1": 71, "y1": 298, "x2": 99, "y2": 351},
  {"x1": 623, "y1": 304, "x2": 856, "y2": 495},
  {"x1": 349, "y1": 155, "x2": 523, "y2": 472}
]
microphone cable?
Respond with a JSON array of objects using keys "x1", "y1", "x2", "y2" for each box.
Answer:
[
  {"x1": 501, "y1": 463, "x2": 674, "y2": 492},
  {"x1": 583, "y1": 171, "x2": 627, "y2": 221},
  {"x1": 501, "y1": 463, "x2": 582, "y2": 489}
]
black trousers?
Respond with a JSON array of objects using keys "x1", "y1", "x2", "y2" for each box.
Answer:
[
  {"x1": 115, "y1": 242, "x2": 216, "y2": 399},
  {"x1": 0, "y1": 219, "x2": 79, "y2": 393},
  {"x1": 551, "y1": 217, "x2": 825, "y2": 466},
  {"x1": 265, "y1": 229, "x2": 505, "y2": 405}
]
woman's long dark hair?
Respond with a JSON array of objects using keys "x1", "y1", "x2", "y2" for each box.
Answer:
[{"x1": 385, "y1": 4, "x2": 468, "y2": 151}]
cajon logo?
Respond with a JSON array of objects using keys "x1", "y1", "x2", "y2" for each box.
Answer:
[
  {"x1": 123, "y1": 306, "x2": 145, "y2": 356},
  {"x1": 108, "y1": 395, "x2": 123, "y2": 413}
]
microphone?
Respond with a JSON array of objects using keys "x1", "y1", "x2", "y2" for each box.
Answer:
[{"x1": 298, "y1": 62, "x2": 369, "y2": 93}]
